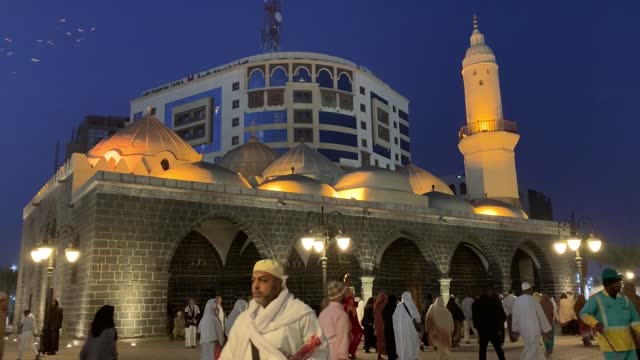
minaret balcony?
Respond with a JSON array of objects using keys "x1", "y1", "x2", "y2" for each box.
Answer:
[{"x1": 459, "y1": 119, "x2": 518, "y2": 140}]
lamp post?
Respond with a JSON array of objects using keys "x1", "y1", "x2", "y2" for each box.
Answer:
[
  {"x1": 30, "y1": 218, "x2": 80, "y2": 353},
  {"x1": 300, "y1": 206, "x2": 350, "y2": 292},
  {"x1": 553, "y1": 212, "x2": 602, "y2": 294}
]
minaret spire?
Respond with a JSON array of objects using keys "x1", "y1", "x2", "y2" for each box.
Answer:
[{"x1": 473, "y1": 14, "x2": 478, "y2": 30}]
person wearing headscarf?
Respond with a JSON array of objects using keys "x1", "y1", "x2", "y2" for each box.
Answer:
[
  {"x1": 420, "y1": 293, "x2": 433, "y2": 351},
  {"x1": 225, "y1": 299, "x2": 248, "y2": 336},
  {"x1": 80, "y1": 305, "x2": 118, "y2": 360},
  {"x1": 446, "y1": 297, "x2": 464, "y2": 347},
  {"x1": 220, "y1": 259, "x2": 328, "y2": 359},
  {"x1": 622, "y1": 282, "x2": 640, "y2": 358},
  {"x1": 534, "y1": 292, "x2": 556, "y2": 356},
  {"x1": 511, "y1": 282, "x2": 551, "y2": 360},
  {"x1": 362, "y1": 297, "x2": 376, "y2": 354},
  {"x1": 318, "y1": 281, "x2": 350, "y2": 360},
  {"x1": 374, "y1": 292, "x2": 388, "y2": 360},
  {"x1": 199, "y1": 299, "x2": 225, "y2": 360},
  {"x1": 320, "y1": 297, "x2": 331, "y2": 313},
  {"x1": 344, "y1": 295, "x2": 363, "y2": 359},
  {"x1": 573, "y1": 294, "x2": 592, "y2": 347},
  {"x1": 393, "y1": 291, "x2": 422, "y2": 360},
  {"x1": 41, "y1": 299, "x2": 64, "y2": 355},
  {"x1": 426, "y1": 297, "x2": 454, "y2": 360},
  {"x1": 383, "y1": 294, "x2": 398, "y2": 360}
]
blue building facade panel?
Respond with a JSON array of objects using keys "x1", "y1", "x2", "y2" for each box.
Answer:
[
  {"x1": 244, "y1": 129, "x2": 288, "y2": 143},
  {"x1": 400, "y1": 123, "x2": 409, "y2": 137},
  {"x1": 318, "y1": 148, "x2": 358, "y2": 162},
  {"x1": 399, "y1": 109, "x2": 409, "y2": 122},
  {"x1": 319, "y1": 130, "x2": 358, "y2": 147},
  {"x1": 164, "y1": 87, "x2": 223, "y2": 153},
  {"x1": 319, "y1": 112, "x2": 357, "y2": 129},
  {"x1": 373, "y1": 144, "x2": 391, "y2": 158},
  {"x1": 401, "y1": 139, "x2": 411, "y2": 152},
  {"x1": 245, "y1": 111, "x2": 287, "y2": 126}
]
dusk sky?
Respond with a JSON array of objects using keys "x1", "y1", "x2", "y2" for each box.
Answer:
[{"x1": 1, "y1": 1, "x2": 638, "y2": 266}]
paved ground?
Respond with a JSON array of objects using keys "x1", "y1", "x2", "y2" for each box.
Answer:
[{"x1": 3, "y1": 334, "x2": 602, "y2": 359}]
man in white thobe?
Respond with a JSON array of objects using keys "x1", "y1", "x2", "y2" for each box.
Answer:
[
  {"x1": 503, "y1": 290, "x2": 518, "y2": 342},
  {"x1": 17, "y1": 310, "x2": 39, "y2": 360},
  {"x1": 512, "y1": 282, "x2": 551, "y2": 360},
  {"x1": 185, "y1": 298, "x2": 201, "y2": 348},
  {"x1": 393, "y1": 291, "x2": 421, "y2": 360},
  {"x1": 220, "y1": 259, "x2": 328, "y2": 360},
  {"x1": 461, "y1": 295, "x2": 476, "y2": 343}
]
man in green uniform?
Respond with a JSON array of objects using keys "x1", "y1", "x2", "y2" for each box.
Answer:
[{"x1": 580, "y1": 268, "x2": 640, "y2": 360}]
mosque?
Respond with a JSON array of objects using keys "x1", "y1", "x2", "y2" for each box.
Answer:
[{"x1": 15, "y1": 18, "x2": 575, "y2": 338}]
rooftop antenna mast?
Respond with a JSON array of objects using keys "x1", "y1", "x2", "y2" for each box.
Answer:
[{"x1": 261, "y1": 0, "x2": 282, "y2": 52}]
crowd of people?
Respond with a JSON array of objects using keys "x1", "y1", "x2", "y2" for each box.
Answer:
[{"x1": 1, "y1": 265, "x2": 640, "y2": 360}]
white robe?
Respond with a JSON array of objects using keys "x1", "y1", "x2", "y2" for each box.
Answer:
[
  {"x1": 220, "y1": 289, "x2": 328, "y2": 360},
  {"x1": 393, "y1": 292, "x2": 421, "y2": 360},
  {"x1": 512, "y1": 294, "x2": 551, "y2": 360}
]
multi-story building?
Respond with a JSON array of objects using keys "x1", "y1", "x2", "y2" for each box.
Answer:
[
  {"x1": 130, "y1": 52, "x2": 411, "y2": 170},
  {"x1": 64, "y1": 115, "x2": 128, "y2": 160}
]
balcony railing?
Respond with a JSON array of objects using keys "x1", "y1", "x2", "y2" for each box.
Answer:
[{"x1": 459, "y1": 119, "x2": 518, "y2": 140}]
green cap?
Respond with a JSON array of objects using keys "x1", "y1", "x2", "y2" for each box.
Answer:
[{"x1": 602, "y1": 268, "x2": 622, "y2": 282}]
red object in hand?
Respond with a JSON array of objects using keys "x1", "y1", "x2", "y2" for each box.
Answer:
[{"x1": 289, "y1": 334, "x2": 322, "y2": 360}]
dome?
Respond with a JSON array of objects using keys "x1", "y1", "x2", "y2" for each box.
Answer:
[
  {"x1": 217, "y1": 136, "x2": 278, "y2": 181},
  {"x1": 462, "y1": 16, "x2": 497, "y2": 67},
  {"x1": 424, "y1": 192, "x2": 474, "y2": 214},
  {"x1": 332, "y1": 166, "x2": 428, "y2": 206},
  {"x1": 261, "y1": 143, "x2": 343, "y2": 183},
  {"x1": 470, "y1": 199, "x2": 529, "y2": 219},
  {"x1": 399, "y1": 164, "x2": 454, "y2": 195},
  {"x1": 158, "y1": 162, "x2": 251, "y2": 188},
  {"x1": 89, "y1": 116, "x2": 202, "y2": 162},
  {"x1": 258, "y1": 174, "x2": 338, "y2": 197}
]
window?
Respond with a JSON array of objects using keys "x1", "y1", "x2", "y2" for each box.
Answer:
[
  {"x1": 321, "y1": 91, "x2": 337, "y2": 108},
  {"x1": 401, "y1": 139, "x2": 410, "y2": 152},
  {"x1": 319, "y1": 112, "x2": 357, "y2": 129},
  {"x1": 361, "y1": 138, "x2": 367, "y2": 148},
  {"x1": 375, "y1": 159, "x2": 379, "y2": 167},
  {"x1": 293, "y1": 66, "x2": 311, "y2": 82},
  {"x1": 246, "y1": 129, "x2": 288, "y2": 143},
  {"x1": 398, "y1": 109, "x2": 409, "y2": 122},
  {"x1": 244, "y1": 110, "x2": 287, "y2": 126},
  {"x1": 176, "y1": 124, "x2": 206, "y2": 141},
  {"x1": 359, "y1": 86, "x2": 365, "y2": 95},
  {"x1": 394, "y1": 137, "x2": 399, "y2": 145},
  {"x1": 393, "y1": 121, "x2": 398, "y2": 129},
  {"x1": 232, "y1": 100, "x2": 240, "y2": 109},
  {"x1": 395, "y1": 153, "x2": 399, "y2": 161},
  {"x1": 149, "y1": 107, "x2": 157, "y2": 115},
  {"x1": 293, "y1": 91, "x2": 312, "y2": 104},
  {"x1": 232, "y1": 136, "x2": 239, "y2": 145},
  {"x1": 319, "y1": 130, "x2": 358, "y2": 147},
  {"x1": 377, "y1": 125, "x2": 390, "y2": 142},
  {"x1": 318, "y1": 148, "x2": 358, "y2": 162},
  {"x1": 294, "y1": 128, "x2": 313, "y2": 143},
  {"x1": 360, "y1": 121, "x2": 367, "y2": 130},
  {"x1": 248, "y1": 91, "x2": 264, "y2": 108},
  {"x1": 460, "y1": 182, "x2": 467, "y2": 195},
  {"x1": 172, "y1": 98, "x2": 212, "y2": 146},
  {"x1": 339, "y1": 94, "x2": 353, "y2": 111},
  {"x1": 360, "y1": 104, "x2": 366, "y2": 112},
  {"x1": 294, "y1": 110, "x2": 313, "y2": 124},
  {"x1": 160, "y1": 159, "x2": 170, "y2": 171},
  {"x1": 267, "y1": 89, "x2": 285, "y2": 106},
  {"x1": 232, "y1": 117, "x2": 239, "y2": 127},
  {"x1": 232, "y1": 82, "x2": 240, "y2": 91},
  {"x1": 392, "y1": 105, "x2": 396, "y2": 113},
  {"x1": 479, "y1": 80, "x2": 484, "y2": 86},
  {"x1": 270, "y1": 67, "x2": 287, "y2": 87},
  {"x1": 175, "y1": 106, "x2": 206, "y2": 127},
  {"x1": 317, "y1": 69, "x2": 333, "y2": 88},
  {"x1": 248, "y1": 69, "x2": 266, "y2": 89},
  {"x1": 337, "y1": 73, "x2": 352, "y2": 92},
  {"x1": 400, "y1": 123, "x2": 409, "y2": 136},
  {"x1": 376, "y1": 108, "x2": 389, "y2": 125}
]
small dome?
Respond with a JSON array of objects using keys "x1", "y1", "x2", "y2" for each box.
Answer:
[
  {"x1": 89, "y1": 116, "x2": 202, "y2": 162},
  {"x1": 217, "y1": 136, "x2": 278, "y2": 181},
  {"x1": 332, "y1": 167, "x2": 428, "y2": 206},
  {"x1": 471, "y1": 199, "x2": 529, "y2": 219},
  {"x1": 258, "y1": 174, "x2": 338, "y2": 197},
  {"x1": 158, "y1": 162, "x2": 251, "y2": 188},
  {"x1": 399, "y1": 164, "x2": 454, "y2": 195},
  {"x1": 425, "y1": 192, "x2": 474, "y2": 214},
  {"x1": 262, "y1": 143, "x2": 343, "y2": 183}
]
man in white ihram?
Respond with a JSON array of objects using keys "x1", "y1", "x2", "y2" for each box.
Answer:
[
  {"x1": 220, "y1": 259, "x2": 328, "y2": 359},
  {"x1": 511, "y1": 282, "x2": 551, "y2": 360}
]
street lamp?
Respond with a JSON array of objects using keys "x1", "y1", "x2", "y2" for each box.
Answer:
[
  {"x1": 300, "y1": 205, "x2": 350, "y2": 291},
  {"x1": 553, "y1": 212, "x2": 602, "y2": 294},
  {"x1": 30, "y1": 219, "x2": 80, "y2": 353}
]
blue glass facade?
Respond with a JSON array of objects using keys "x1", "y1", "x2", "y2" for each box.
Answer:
[
  {"x1": 248, "y1": 70, "x2": 266, "y2": 89},
  {"x1": 319, "y1": 130, "x2": 358, "y2": 147},
  {"x1": 370, "y1": 92, "x2": 389, "y2": 105},
  {"x1": 318, "y1": 148, "x2": 358, "y2": 162},
  {"x1": 319, "y1": 112, "x2": 357, "y2": 129},
  {"x1": 399, "y1": 109, "x2": 409, "y2": 122},
  {"x1": 401, "y1": 139, "x2": 410, "y2": 152},
  {"x1": 337, "y1": 73, "x2": 352, "y2": 92},
  {"x1": 400, "y1": 123, "x2": 409, "y2": 137},
  {"x1": 244, "y1": 129, "x2": 287, "y2": 143},
  {"x1": 244, "y1": 111, "x2": 287, "y2": 126},
  {"x1": 401, "y1": 155, "x2": 410, "y2": 165},
  {"x1": 270, "y1": 68, "x2": 287, "y2": 87},
  {"x1": 164, "y1": 87, "x2": 223, "y2": 153},
  {"x1": 373, "y1": 144, "x2": 390, "y2": 157}
]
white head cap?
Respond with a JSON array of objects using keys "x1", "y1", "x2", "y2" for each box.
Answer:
[{"x1": 521, "y1": 282, "x2": 533, "y2": 291}]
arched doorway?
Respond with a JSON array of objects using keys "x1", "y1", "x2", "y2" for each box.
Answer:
[
  {"x1": 510, "y1": 248, "x2": 541, "y2": 295},
  {"x1": 221, "y1": 232, "x2": 262, "y2": 309},
  {"x1": 449, "y1": 243, "x2": 500, "y2": 298},
  {"x1": 510, "y1": 242, "x2": 555, "y2": 295},
  {"x1": 374, "y1": 238, "x2": 439, "y2": 312}
]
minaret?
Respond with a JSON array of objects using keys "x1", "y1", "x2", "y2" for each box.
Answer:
[{"x1": 458, "y1": 15, "x2": 521, "y2": 206}]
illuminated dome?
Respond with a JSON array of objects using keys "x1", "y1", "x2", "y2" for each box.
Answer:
[
  {"x1": 400, "y1": 164, "x2": 453, "y2": 195},
  {"x1": 158, "y1": 162, "x2": 251, "y2": 188},
  {"x1": 258, "y1": 174, "x2": 338, "y2": 197},
  {"x1": 471, "y1": 199, "x2": 529, "y2": 219},
  {"x1": 89, "y1": 116, "x2": 202, "y2": 162},
  {"x1": 425, "y1": 192, "x2": 474, "y2": 214},
  {"x1": 262, "y1": 143, "x2": 343, "y2": 183},
  {"x1": 332, "y1": 166, "x2": 428, "y2": 206},
  {"x1": 217, "y1": 136, "x2": 278, "y2": 185}
]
